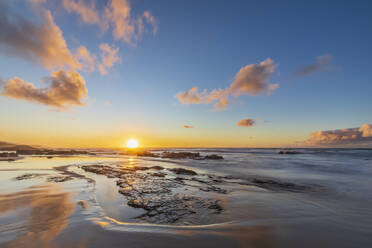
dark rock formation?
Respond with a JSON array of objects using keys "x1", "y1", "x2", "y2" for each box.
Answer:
[
  {"x1": 136, "y1": 151, "x2": 224, "y2": 160},
  {"x1": 205, "y1": 154, "x2": 224, "y2": 160},
  {"x1": 161, "y1": 152, "x2": 201, "y2": 159},
  {"x1": 0, "y1": 152, "x2": 17, "y2": 157},
  {"x1": 47, "y1": 175, "x2": 73, "y2": 183},
  {"x1": 252, "y1": 178, "x2": 309, "y2": 192},
  {"x1": 14, "y1": 173, "x2": 45, "y2": 180},
  {"x1": 81, "y1": 164, "x2": 226, "y2": 224},
  {"x1": 278, "y1": 150, "x2": 302, "y2": 154},
  {"x1": 168, "y1": 167, "x2": 198, "y2": 175}
]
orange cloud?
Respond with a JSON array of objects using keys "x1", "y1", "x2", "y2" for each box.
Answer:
[
  {"x1": 229, "y1": 58, "x2": 277, "y2": 96},
  {"x1": 176, "y1": 58, "x2": 278, "y2": 110},
  {"x1": 237, "y1": 118, "x2": 256, "y2": 127},
  {"x1": 98, "y1": 43, "x2": 120, "y2": 75},
  {"x1": 75, "y1": 46, "x2": 96, "y2": 72},
  {"x1": 307, "y1": 124, "x2": 372, "y2": 145},
  {"x1": 183, "y1": 125, "x2": 194, "y2": 129},
  {"x1": 175, "y1": 87, "x2": 229, "y2": 110},
  {"x1": 62, "y1": 0, "x2": 103, "y2": 28},
  {"x1": 0, "y1": 7, "x2": 81, "y2": 70},
  {"x1": 1, "y1": 70, "x2": 88, "y2": 110},
  {"x1": 61, "y1": 0, "x2": 157, "y2": 45}
]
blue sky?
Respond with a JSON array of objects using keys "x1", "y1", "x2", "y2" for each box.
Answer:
[{"x1": 0, "y1": 0, "x2": 371, "y2": 148}]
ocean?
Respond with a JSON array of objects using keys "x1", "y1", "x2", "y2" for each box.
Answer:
[{"x1": 0, "y1": 148, "x2": 371, "y2": 247}]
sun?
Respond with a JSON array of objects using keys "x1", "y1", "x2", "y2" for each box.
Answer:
[{"x1": 126, "y1": 139, "x2": 139, "y2": 149}]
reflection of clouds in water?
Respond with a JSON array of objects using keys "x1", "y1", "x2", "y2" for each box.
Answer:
[{"x1": 0, "y1": 184, "x2": 75, "y2": 248}]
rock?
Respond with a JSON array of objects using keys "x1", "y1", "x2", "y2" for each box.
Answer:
[
  {"x1": 127, "y1": 199, "x2": 144, "y2": 208},
  {"x1": 169, "y1": 167, "x2": 197, "y2": 176},
  {"x1": 133, "y1": 166, "x2": 150, "y2": 171},
  {"x1": 47, "y1": 175, "x2": 73, "y2": 182},
  {"x1": 208, "y1": 200, "x2": 223, "y2": 213},
  {"x1": 80, "y1": 164, "x2": 225, "y2": 225},
  {"x1": 204, "y1": 154, "x2": 224, "y2": 160},
  {"x1": 161, "y1": 152, "x2": 201, "y2": 159},
  {"x1": 149, "y1": 165, "x2": 164, "y2": 170},
  {"x1": 77, "y1": 200, "x2": 88, "y2": 209},
  {"x1": 0, "y1": 152, "x2": 17, "y2": 157},
  {"x1": 14, "y1": 173, "x2": 45, "y2": 180},
  {"x1": 150, "y1": 172, "x2": 165, "y2": 177},
  {"x1": 278, "y1": 150, "x2": 302, "y2": 154},
  {"x1": 252, "y1": 178, "x2": 308, "y2": 192},
  {"x1": 136, "y1": 151, "x2": 159, "y2": 157},
  {"x1": 199, "y1": 186, "x2": 227, "y2": 194}
]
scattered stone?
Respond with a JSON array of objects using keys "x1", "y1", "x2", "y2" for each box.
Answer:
[
  {"x1": 47, "y1": 175, "x2": 73, "y2": 183},
  {"x1": 77, "y1": 200, "x2": 88, "y2": 209},
  {"x1": 150, "y1": 172, "x2": 165, "y2": 177},
  {"x1": 168, "y1": 167, "x2": 197, "y2": 175},
  {"x1": 14, "y1": 173, "x2": 45, "y2": 180},
  {"x1": 199, "y1": 186, "x2": 228, "y2": 194}
]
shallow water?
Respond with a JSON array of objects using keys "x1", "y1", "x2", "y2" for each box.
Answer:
[{"x1": 0, "y1": 149, "x2": 371, "y2": 248}]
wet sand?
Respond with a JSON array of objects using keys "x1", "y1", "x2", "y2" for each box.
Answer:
[{"x1": 0, "y1": 153, "x2": 371, "y2": 248}]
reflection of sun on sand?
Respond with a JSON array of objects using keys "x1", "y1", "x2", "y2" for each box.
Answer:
[{"x1": 0, "y1": 184, "x2": 75, "y2": 248}]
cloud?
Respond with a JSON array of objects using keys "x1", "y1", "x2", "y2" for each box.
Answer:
[
  {"x1": 104, "y1": 100, "x2": 111, "y2": 106},
  {"x1": 307, "y1": 124, "x2": 372, "y2": 145},
  {"x1": 0, "y1": 7, "x2": 81, "y2": 70},
  {"x1": 175, "y1": 58, "x2": 278, "y2": 110},
  {"x1": 1, "y1": 70, "x2": 87, "y2": 110},
  {"x1": 62, "y1": 0, "x2": 102, "y2": 28},
  {"x1": 98, "y1": 43, "x2": 120, "y2": 75},
  {"x1": 175, "y1": 87, "x2": 229, "y2": 110},
  {"x1": 143, "y1": 11, "x2": 158, "y2": 35},
  {"x1": 26, "y1": 0, "x2": 47, "y2": 3},
  {"x1": 75, "y1": 46, "x2": 96, "y2": 72},
  {"x1": 294, "y1": 54, "x2": 332, "y2": 77},
  {"x1": 237, "y1": 118, "x2": 256, "y2": 127},
  {"x1": 359, "y1": 124, "x2": 372, "y2": 137},
  {"x1": 61, "y1": 0, "x2": 157, "y2": 45},
  {"x1": 229, "y1": 58, "x2": 278, "y2": 96},
  {"x1": 183, "y1": 125, "x2": 194, "y2": 129}
]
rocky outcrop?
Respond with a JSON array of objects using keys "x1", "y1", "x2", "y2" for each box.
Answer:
[
  {"x1": 168, "y1": 167, "x2": 198, "y2": 175},
  {"x1": 278, "y1": 150, "x2": 302, "y2": 154},
  {"x1": 137, "y1": 151, "x2": 224, "y2": 160},
  {"x1": 81, "y1": 164, "x2": 225, "y2": 224}
]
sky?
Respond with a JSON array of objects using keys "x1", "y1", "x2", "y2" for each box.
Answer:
[{"x1": 0, "y1": 0, "x2": 372, "y2": 148}]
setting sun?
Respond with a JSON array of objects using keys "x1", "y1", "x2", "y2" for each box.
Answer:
[{"x1": 126, "y1": 139, "x2": 139, "y2": 149}]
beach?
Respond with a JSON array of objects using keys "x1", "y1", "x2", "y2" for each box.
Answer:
[{"x1": 1, "y1": 149, "x2": 372, "y2": 248}]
